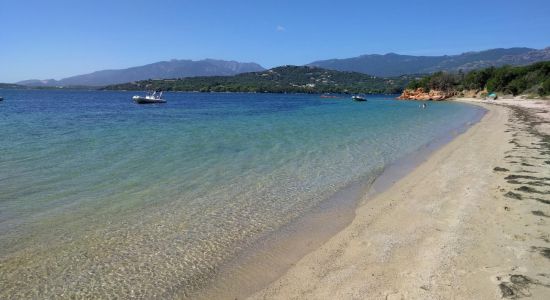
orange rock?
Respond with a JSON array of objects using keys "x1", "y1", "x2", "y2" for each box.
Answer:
[{"x1": 397, "y1": 88, "x2": 455, "y2": 101}]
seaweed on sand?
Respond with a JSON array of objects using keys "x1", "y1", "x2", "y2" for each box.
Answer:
[
  {"x1": 516, "y1": 186, "x2": 550, "y2": 195},
  {"x1": 497, "y1": 274, "x2": 550, "y2": 299},
  {"x1": 531, "y1": 247, "x2": 550, "y2": 260},
  {"x1": 507, "y1": 180, "x2": 522, "y2": 185},
  {"x1": 504, "y1": 191, "x2": 523, "y2": 200},
  {"x1": 525, "y1": 181, "x2": 550, "y2": 187},
  {"x1": 533, "y1": 198, "x2": 550, "y2": 205},
  {"x1": 531, "y1": 210, "x2": 549, "y2": 217},
  {"x1": 498, "y1": 275, "x2": 533, "y2": 299},
  {"x1": 505, "y1": 174, "x2": 550, "y2": 181}
]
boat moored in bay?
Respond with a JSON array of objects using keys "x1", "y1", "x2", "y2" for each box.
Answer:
[
  {"x1": 132, "y1": 91, "x2": 166, "y2": 104},
  {"x1": 351, "y1": 95, "x2": 367, "y2": 101}
]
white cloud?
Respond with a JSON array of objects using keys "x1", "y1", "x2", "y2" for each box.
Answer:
[{"x1": 276, "y1": 25, "x2": 286, "y2": 32}]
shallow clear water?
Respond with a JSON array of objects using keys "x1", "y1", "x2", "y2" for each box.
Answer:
[{"x1": 0, "y1": 90, "x2": 484, "y2": 298}]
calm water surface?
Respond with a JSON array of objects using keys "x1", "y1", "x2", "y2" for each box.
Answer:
[{"x1": 0, "y1": 90, "x2": 484, "y2": 298}]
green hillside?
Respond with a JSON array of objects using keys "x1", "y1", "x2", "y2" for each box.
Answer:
[
  {"x1": 406, "y1": 61, "x2": 550, "y2": 96},
  {"x1": 103, "y1": 66, "x2": 413, "y2": 94}
]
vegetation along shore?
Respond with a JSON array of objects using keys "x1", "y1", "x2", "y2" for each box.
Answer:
[
  {"x1": 399, "y1": 61, "x2": 550, "y2": 100},
  {"x1": 101, "y1": 62, "x2": 550, "y2": 100}
]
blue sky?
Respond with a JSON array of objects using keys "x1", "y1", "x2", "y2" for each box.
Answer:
[{"x1": 1, "y1": 0, "x2": 549, "y2": 82}]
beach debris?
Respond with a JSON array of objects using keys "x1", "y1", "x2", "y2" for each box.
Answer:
[
  {"x1": 533, "y1": 198, "x2": 550, "y2": 205},
  {"x1": 531, "y1": 247, "x2": 550, "y2": 260},
  {"x1": 494, "y1": 167, "x2": 509, "y2": 172},
  {"x1": 516, "y1": 186, "x2": 549, "y2": 194},
  {"x1": 504, "y1": 192, "x2": 523, "y2": 200},
  {"x1": 499, "y1": 282, "x2": 528, "y2": 299},
  {"x1": 498, "y1": 275, "x2": 534, "y2": 299},
  {"x1": 525, "y1": 181, "x2": 550, "y2": 187},
  {"x1": 531, "y1": 210, "x2": 549, "y2": 217},
  {"x1": 507, "y1": 180, "x2": 522, "y2": 185},
  {"x1": 505, "y1": 175, "x2": 550, "y2": 181}
]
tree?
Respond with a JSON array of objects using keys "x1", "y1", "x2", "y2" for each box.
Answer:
[{"x1": 542, "y1": 78, "x2": 550, "y2": 96}]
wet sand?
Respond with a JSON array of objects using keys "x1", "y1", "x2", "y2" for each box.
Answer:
[{"x1": 249, "y1": 98, "x2": 550, "y2": 299}]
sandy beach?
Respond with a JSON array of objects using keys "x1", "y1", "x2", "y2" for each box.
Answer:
[{"x1": 249, "y1": 98, "x2": 550, "y2": 299}]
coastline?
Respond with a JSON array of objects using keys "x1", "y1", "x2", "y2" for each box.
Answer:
[
  {"x1": 0, "y1": 92, "x2": 486, "y2": 299},
  {"x1": 248, "y1": 99, "x2": 550, "y2": 299},
  {"x1": 193, "y1": 102, "x2": 486, "y2": 299}
]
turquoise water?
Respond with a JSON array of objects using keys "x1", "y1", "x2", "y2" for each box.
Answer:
[{"x1": 0, "y1": 90, "x2": 484, "y2": 298}]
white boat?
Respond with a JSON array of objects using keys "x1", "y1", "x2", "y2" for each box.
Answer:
[
  {"x1": 132, "y1": 91, "x2": 166, "y2": 104},
  {"x1": 351, "y1": 95, "x2": 367, "y2": 101}
]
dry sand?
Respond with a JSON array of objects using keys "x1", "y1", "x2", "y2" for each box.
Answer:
[{"x1": 248, "y1": 98, "x2": 550, "y2": 299}]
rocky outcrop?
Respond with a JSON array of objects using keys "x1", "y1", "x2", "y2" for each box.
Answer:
[{"x1": 397, "y1": 88, "x2": 456, "y2": 101}]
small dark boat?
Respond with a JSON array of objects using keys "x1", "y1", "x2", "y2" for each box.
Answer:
[
  {"x1": 352, "y1": 95, "x2": 367, "y2": 101},
  {"x1": 133, "y1": 91, "x2": 166, "y2": 104}
]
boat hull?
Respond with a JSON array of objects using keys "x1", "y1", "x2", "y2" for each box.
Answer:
[
  {"x1": 352, "y1": 96, "x2": 367, "y2": 101},
  {"x1": 132, "y1": 96, "x2": 166, "y2": 104}
]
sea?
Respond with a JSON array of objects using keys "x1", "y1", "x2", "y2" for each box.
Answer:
[{"x1": 0, "y1": 90, "x2": 485, "y2": 298}]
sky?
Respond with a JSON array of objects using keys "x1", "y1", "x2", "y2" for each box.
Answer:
[{"x1": 1, "y1": 0, "x2": 549, "y2": 82}]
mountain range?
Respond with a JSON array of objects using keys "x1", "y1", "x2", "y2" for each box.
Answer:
[
  {"x1": 308, "y1": 47, "x2": 550, "y2": 77},
  {"x1": 15, "y1": 47, "x2": 550, "y2": 87},
  {"x1": 18, "y1": 59, "x2": 265, "y2": 87}
]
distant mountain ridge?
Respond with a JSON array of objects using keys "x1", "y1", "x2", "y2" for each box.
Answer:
[
  {"x1": 18, "y1": 59, "x2": 265, "y2": 87},
  {"x1": 308, "y1": 47, "x2": 550, "y2": 77},
  {"x1": 16, "y1": 47, "x2": 550, "y2": 87}
]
